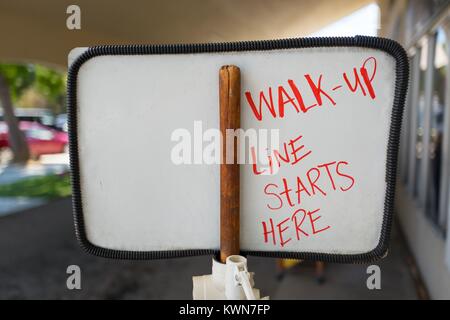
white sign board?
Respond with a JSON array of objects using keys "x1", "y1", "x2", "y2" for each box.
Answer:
[{"x1": 68, "y1": 37, "x2": 408, "y2": 262}]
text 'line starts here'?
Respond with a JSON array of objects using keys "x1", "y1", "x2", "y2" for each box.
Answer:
[{"x1": 247, "y1": 57, "x2": 377, "y2": 248}]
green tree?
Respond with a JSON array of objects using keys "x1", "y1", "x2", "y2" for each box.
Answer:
[
  {"x1": 0, "y1": 63, "x2": 66, "y2": 164},
  {"x1": 0, "y1": 64, "x2": 34, "y2": 163},
  {"x1": 34, "y1": 65, "x2": 66, "y2": 114}
]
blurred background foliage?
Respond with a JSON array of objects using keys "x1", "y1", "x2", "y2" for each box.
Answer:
[{"x1": 0, "y1": 63, "x2": 66, "y2": 114}]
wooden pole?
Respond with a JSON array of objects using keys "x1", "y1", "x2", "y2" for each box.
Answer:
[{"x1": 219, "y1": 65, "x2": 241, "y2": 263}]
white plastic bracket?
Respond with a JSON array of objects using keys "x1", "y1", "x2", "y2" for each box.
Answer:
[{"x1": 192, "y1": 255, "x2": 268, "y2": 300}]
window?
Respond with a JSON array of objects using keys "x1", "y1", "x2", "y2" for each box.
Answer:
[
  {"x1": 400, "y1": 55, "x2": 414, "y2": 184},
  {"x1": 404, "y1": 27, "x2": 449, "y2": 235},
  {"x1": 427, "y1": 28, "x2": 449, "y2": 233},
  {"x1": 414, "y1": 38, "x2": 429, "y2": 196}
]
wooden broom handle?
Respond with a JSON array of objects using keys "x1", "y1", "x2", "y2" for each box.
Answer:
[{"x1": 219, "y1": 65, "x2": 241, "y2": 263}]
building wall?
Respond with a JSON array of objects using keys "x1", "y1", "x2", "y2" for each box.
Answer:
[
  {"x1": 378, "y1": 0, "x2": 450, "y2": 299},
  {"x1": 396, "y1": 184, "x2": 450, "y2": 299}
]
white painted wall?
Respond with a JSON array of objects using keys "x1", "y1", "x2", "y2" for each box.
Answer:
[{"x1": 396, "y1": 183, "x2": 450, "y2": 299}]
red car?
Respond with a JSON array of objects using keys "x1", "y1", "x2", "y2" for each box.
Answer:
[{"x1": 0, "y1": 121, "x2": 68, "y2": 161}]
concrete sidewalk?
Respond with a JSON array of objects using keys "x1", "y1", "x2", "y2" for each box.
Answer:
[
  {"x1": 0, "y1": 197, "x2": 47, "y2": 216},
  {"x1": 272, "y1": 227, "x2": 419, "y2": 299},
  {"x1": 0, "y1": 198, "x2": 419, "y2": 299}
]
